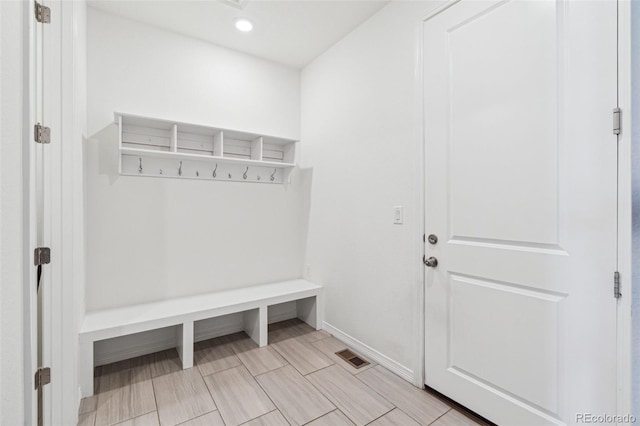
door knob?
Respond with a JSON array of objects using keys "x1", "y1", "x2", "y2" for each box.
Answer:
[{"x1": 423, "y1": 256, "x2": 438, "y2": 268}]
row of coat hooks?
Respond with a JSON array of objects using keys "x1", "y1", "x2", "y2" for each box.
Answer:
[{"x1": 137, "y1": 157, "x2": 277, "y2": 181}]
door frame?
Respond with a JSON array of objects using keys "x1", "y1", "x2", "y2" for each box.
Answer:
[
  {"x1": 416, "y1": 0, "x2": 634, "y2": 415},
  {"x1": 615, "y1": 0, "x2": 633, "y2": 416},
  {"x1": 24, "y1": 0, "x2": 87, "y2": 424},
  {"x1": 25, "y1": 0, "x2": 38, "y2": 423}
]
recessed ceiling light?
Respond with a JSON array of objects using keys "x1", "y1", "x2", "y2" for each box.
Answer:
[{"x1": 234, "y1": 18, "x2": 253, "y2": 32}]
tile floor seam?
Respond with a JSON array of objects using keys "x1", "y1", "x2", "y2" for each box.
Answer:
[
  {"x1": 300, "y1": 409, "x2": 337, "y2": 426},
  {"x1": 252, "y1": 371, "x2": 291, "y2": 423},
  {"x1": 269, "y1": 342, "x2": 333, "y2": 377},
  {"x1": 150, "y1": 375, "x2": 161, "y2": 426},
  {"x1": 199, "y1": 370, "x2": 222, "y2": 421},
  {"x1": 232, "y1": 347, "x2": 291, "y2": 377},
  {"x1": 352, "y1": 368, "x2": 410, "y2": 412},
  {"x1": 88, "y1": 409, "x2": 97, "y2": 426},
  {"x1": 204, "y1": 364, "x2": 276, "y2": 426},
  {"x1": 174, "y1": 409, "x2": 219, "y2": 426},
  {"x1": 252, "y1": 363, "x2": 288, "y2": 379},
  {"x1": 237, "y1": 409, "x2": 284, "y2": 426},
  {"x1": 362, "y1": 406, "x2": 396, "y2": 425},
  {"x1": 196, "y1": 360, "x2": 244, "y2": 378},
  {"x1": 304, "y1": 366, "x2": 395, "y2": 425},
  {"x1": 298, "y1": 408, "x2": 339, "y2": 426},
  {"x1": 255, "y1": 364, "x2": 336, "y2": 426},
  {"x1": 356, "y1": 367, "x2": 453, "y2": 425},
  {"x1": 300, "y1": 362, "x2": 334, "y2": 377},
  {"x1": 194, "y1": 346, "x2": 242, "y2": 378},
  {"x1": 427, "y1": 408, "x2": 452, "y2": 425}
]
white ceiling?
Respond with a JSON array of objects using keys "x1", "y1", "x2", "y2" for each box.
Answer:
[{"x1": 88, "y1": 0, "x2": 390, "y2": 68}]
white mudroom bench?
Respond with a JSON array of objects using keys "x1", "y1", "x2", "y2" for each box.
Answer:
[{"x1": 78, "y1": 279, "x2": 323, "y2": 397}]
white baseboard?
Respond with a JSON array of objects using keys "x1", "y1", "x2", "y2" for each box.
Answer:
[
  {"x1": 95, "y1": 302, "x2": 298, "y2": 366},
  {"x1": 323, "y1": 321, "x2": 416, "y2": 385}
]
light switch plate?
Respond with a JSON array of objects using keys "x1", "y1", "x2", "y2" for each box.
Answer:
[{"x1": 393, "y1": 206, "x2": 403, "y2": 225}]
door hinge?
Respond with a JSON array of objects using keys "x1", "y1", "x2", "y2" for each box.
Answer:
[
  {"x1": 34, "y1": 367, "x2": 51, "y2": 390},
  {"x1": 34, "y1": 123, "x2": 51, "y2": 144},
  {"x1": 34, "y1": 1, "x2": 51, "y2": 23},
  {"x1": 613, "y1": 108, "x2": 621, "y2": 135},
  {"x1": 614, "y1": 271, "x2": 621, "y2": 299},
  {"x1": 34, "y1": 247, "x2": 50, "y2": 266}
]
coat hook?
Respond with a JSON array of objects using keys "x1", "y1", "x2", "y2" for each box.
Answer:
[
  {"x1": 138, "y1": 158, "x2": 143, "y2": 174},
  {"x1": 196, "y1": 170, "x2": 199, "y2": 177},
  {"x1": 178, "y1": 161, "x2": 182, "y2": 176},
  {"x1": 257, "y1": 175, "x2": 261, "y2": 181},
  {"x1": 228, "y1": 173, "x2": 232, "y2": 179},
  {"x1": 243, "y1": 167, "x2": 248, "y2": 180},
  {"x1": 213, "y1": 164, "x2": 218, "y2": 178},
  {"x1": 270, "y1": 168, "x2": 277, "y2": 182},
  {"x1": 159, "y1": 169, "x2": 163, "y2": 175}
]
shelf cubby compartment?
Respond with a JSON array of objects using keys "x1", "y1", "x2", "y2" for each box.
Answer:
[{"x1": 116, "y1": 113, "x2": 297, "y2": 184}]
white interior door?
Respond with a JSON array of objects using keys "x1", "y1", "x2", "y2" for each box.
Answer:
[{"x1": 423, "y1": 1, "x2": 618, "y2": 424}]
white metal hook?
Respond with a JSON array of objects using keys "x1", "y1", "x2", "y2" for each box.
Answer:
[
  {"x1": 243, "y1": 167, "x2": 248, "y2": 180},
  {"x1": 270, "y1": 168, "x2": 277, "y2": 182},
  {"x1": 178, "y1": 161, "x2": 182, "y2": 176},
  {"x1": 138, "y1": 158, "x2": 143, "y2": 174},
  {"x1": 213, "y1": 164, "x2": 217, "y2": 178}
]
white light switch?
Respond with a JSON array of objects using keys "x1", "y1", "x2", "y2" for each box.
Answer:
[{"x1": 393, "y1": 206, "x2": 404, "y2": 224}]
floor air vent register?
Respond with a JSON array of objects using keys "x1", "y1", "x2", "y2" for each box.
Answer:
[{"x1": 335, "y1": 349, "x2": 370, "y2": 369}]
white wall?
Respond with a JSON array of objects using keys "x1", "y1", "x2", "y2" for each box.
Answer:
[
  {"x1": 0, "y1": 1, "x2": 27, "y2": 424},
  {"x1": 86, "y1": 8, "x2": 308, "y2": 312},
  {"x1": 65, "y1": 0, "x2": 88, "y2": 420},
  {"x1": 301, "y1": 1, "x2": 439, "y2": 381}
]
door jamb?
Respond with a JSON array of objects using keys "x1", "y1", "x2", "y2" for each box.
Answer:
[
  {"x1": 616, "y1": 0, "x2": 632, "y2": 417},
  {"x1": 24, "y1": 0, "x2": 38, "y2": 423}
]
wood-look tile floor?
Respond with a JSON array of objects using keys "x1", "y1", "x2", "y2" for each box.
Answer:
[{"x1": 79, "y1": 319, "x2": 485, "y2": 426}]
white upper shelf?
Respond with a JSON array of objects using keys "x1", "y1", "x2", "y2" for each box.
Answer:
[
  {"x1": 115, "y1": 112, "x2": 298, "y2": 183},
  {"x1": 114, "y1": 112, "x2": 298, "y2": 146}
]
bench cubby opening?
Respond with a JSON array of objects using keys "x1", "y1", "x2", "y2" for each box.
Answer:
[{"x1": 79, "y1": 279, "x2": 322, "y2": 397}]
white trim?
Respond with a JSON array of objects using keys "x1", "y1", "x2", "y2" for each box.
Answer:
[
  {"x1": 40, "y1": 0, "x2": 60, "y2": 422},
  {"x1": 616, "y1": 0, "x2": 633, "y2": 417},
  {"x1": 24, "y1": 0, "x2": 38, "y2": 423},
  {"x1": 323, "y1": 322, "x2": 415, "y2": 385},
  {"x1": 416, "y1": 0, "x2": 462, "y2": 392},
  {"x1": 412, "y1": 0, "x2": 428, "y2": 391},
  {"x1": 34, "y1": 2, "x2": 87, "y2": 423}
]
